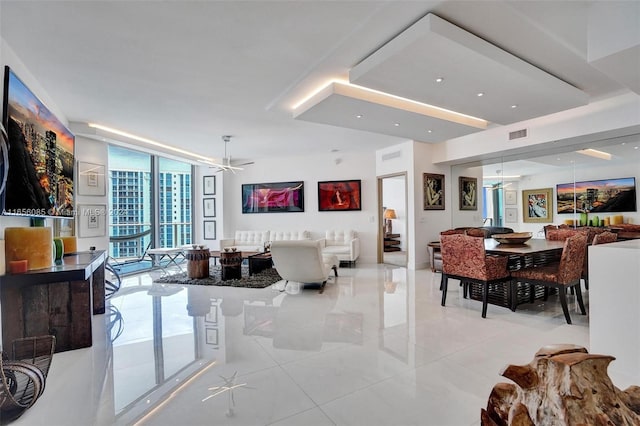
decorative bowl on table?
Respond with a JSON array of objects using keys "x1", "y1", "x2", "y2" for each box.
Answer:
[{"x1": 492, "y1": 232, "x2": 533, "y2": 244}]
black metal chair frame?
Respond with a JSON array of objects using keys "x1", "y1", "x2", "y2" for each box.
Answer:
[
  {"x1": 441, "y1": 273, "x2": 512, "y2": 318},
  {"x1": 0, "y1": 336, "x2": 55, "y2": 424}
]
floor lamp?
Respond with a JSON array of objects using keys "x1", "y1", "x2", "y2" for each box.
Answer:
[{"x1": 384, "y1": 208, "x2": 397, "y2": 235}]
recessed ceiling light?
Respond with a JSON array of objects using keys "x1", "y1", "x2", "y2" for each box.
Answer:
[
  {"x1": 435, "y1": 77, "x2": 444, "y2": 83},
  {"x1": 477, "y1": 92, "x2": 484, "y2": 97},
  {"x1": 635, "y1": 146, "x2": 639, "y2": 150},
  {"x1": 427, "y1": 129, "x2": 433, "y2": 133},
  {"x1": 394, "y1": 123, "x2": 400, "y2": 127},
  {"x1": 622, "y1": 142, "x2": 626, "y2": 145},
  {"x1": 355, "y1": 114, "x2": 363, "y2": 119},
  {"x1": 511, "y1": 104, "x2": 518, "y2": 109}
]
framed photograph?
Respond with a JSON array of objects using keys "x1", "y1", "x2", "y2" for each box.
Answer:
[
  {"x1": 522, "y1": 188, "x2": 554, "y2": 223},
  {"x1": 557, "y1": 177, "x2": 636, "y2": 214},
  {"x1": 505, "y1": 190, "x2": 517, "y2": 205},
  {"x1": 317, "y1": 180, "x2": 361, "y2": 211},
  {"x1": 78, "y1": 162, "x2": 106, "y2": 196},
  {"x1": 459, "y1": 176, "x2": 478, "y2": 210},
  {"x1": 205, "y1": 328, "x2": 219, "y2": 346},
  {"x1": 423, "y1": 173, "x2": 445, "y2": 210},
  {"x1": 505, "y1": 207, "x2": 518, "y2": 223},
  {"x1": 241, "y1": 181, "x2": 304, "y2": 213},
  {"x1": 205, "y1": 305, "x2": 218, "y2": 324},
  {"x1": 78, "y1": 204, "x2": 107, "y2": 237},
  {"x1": 203, "y1": 175, "x2": 216, "y2": 195},
  {"x1": 204, "y1": 220, "x2": 216, "y2": 240},
  {"x1": 203, "y1": 198, "x2": 216, "y2": 217}
]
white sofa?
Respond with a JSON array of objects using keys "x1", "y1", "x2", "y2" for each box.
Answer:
[
  {"x1": 220, "y1": 230, "x2": 310, "y2": 252},
  {"x1": 220, "y1": 230, "x2": 270, "y2": 252},
  {"x1": 271, "y1": 240, "x2": 339, "y2": 292},
  {"x1": 270, "y1": 230, "x2": 310, "y2": 243},
  {"x1": 321, "y1": 230, "x2": 360, "y2": 266}
]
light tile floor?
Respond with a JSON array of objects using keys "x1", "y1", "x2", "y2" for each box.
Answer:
[{"x1": 14, "y1": 263, "x2": 591, "y2": 426}]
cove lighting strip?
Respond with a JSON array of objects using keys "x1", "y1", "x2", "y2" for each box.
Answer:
[
  {"x1": 292, "y1": 80, "x2": 488, "y2": 129},
  {"x1": 576, "y1": 148, "x2": 612, "y2": 160},
  {"x1": 87, "y1": 123, "x2": 233, "y2": 168}
]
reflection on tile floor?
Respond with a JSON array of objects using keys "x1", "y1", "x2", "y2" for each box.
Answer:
[{"x1": 14, "y1": 263, "x2": 591, "y2": 426}]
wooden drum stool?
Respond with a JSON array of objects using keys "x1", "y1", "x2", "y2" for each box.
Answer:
[
  {"x1": 220, "y1": 250, "x2": 242, "y2": 280},
  {"x1": 185, "y1": 247, "x2": 210, "y2": 278}
]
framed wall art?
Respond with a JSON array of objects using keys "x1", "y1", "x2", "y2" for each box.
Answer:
[
  {"x1": 203, "y1": 198, "x2": 216, "y2": 217},
  {"x1": 522, "y1": 188, "x2": 553, "y2": 223},
  {"x1": 78, "y1": 162, "x2": 106, "y2": 196},
  {"x1": 505, "y1": 190, "x2": 517, "y2": 205},
  {"x1": 505, "y1": 207, "x2": 518, "y2": 223},
  {"x1": 241, "y1": 181, "x2": 304, "y2": 213},
  {"x1": 556, "y1": 177, "x2": 636, "y2": 214},
  {"x1": 204, "y1": 220, "x2": 216, "y2": 240},
  {"x1": 203, "y1": 175, "x2": 216, "y2": 195},
  {"x1": 423, "y1": 173, "x2": 445, "y2": 210},
  {"x1": 78, "y1": 204, "x2": 107, "y2": 237},
  {"x1": 205, "y1": 328, "x2": 219, "y2": 346},
  {"x1": 317, "y1": 179, "x2": 361, "y2": 211},
  {"x1": 459, "y1": 176, "x2": 478, "y2": 210}
]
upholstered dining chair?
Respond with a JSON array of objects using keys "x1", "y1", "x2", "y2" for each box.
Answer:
[
  {"x1": 545, "y1": 228, "x2": 580, "y2": 241},
  {"x1": 511, "y1": 233, "x2": 588, "y2": 324},
  {"x1": 592, "y1": 231, "x2": 618, "y2": 245},
  {"x1": 440, "y1": 234, "x2": 510, "y2": 318}
]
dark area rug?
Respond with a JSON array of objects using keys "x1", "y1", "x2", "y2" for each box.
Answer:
[{"x1": 154, "y1": 265, "x2": 282, "y2": 288}]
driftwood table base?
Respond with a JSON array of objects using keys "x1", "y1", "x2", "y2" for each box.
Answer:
[{"x1": 481, "y1": 344, "x2": 640, "y2": 425}]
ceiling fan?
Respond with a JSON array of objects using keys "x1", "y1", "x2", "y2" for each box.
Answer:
[{"x1": 210, "y1": 135, "x2": 254, "y2": 173}]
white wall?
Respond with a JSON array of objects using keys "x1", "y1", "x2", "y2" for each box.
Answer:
[
  {"x1": 412, "y1": 142, "x2": 451, "y2": 269},
  {"x1": 223, "y1": 150, "x2": 379, "y2": 263},
  {"x1": 74, "y1": 136, "x2": 109, "y2": 251}
]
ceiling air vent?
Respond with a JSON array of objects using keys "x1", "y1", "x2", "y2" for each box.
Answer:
[
  {"x1": 509, "y1": 128, "x2": 528, "y2": 140},
  {"x1": 381, "y1": 151, "x2": 401, "y2": 161}
]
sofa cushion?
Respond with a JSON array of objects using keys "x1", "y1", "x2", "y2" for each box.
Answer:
[
  {"x1": 234, "y1": 230, "x2": 270, "y2": 245},
  {"x1": 322, "y1": 246, "x2": 350, "y2": 255},
  {"x1": 270, "y1": 230, "x2": 310, "y2": 242}
]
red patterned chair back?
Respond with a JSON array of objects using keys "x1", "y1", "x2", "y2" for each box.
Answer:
[
  {"x1": 465, "y1": 228, "x2": 486, "y2": 238},
  {"x1": 557, "y1": 234, "x2": 587, "y2": 284},
  {"x1": 546, "y1": 228, "x2": 579, "y2": 241},
  {"x1": 592, "y1": 231, "x2": 618, "y2": 245},
  {"x1": 440, "y1": 234, "x2": 505, "y2": 281}
]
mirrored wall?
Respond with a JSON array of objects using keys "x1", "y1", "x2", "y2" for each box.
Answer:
[{"x1": 450, "y1": 135, "x2": 640, "y2": 234}]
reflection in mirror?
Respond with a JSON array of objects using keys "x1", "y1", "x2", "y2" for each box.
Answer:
[{"x1": 450, "y1": 136, "x2": 640, "y2": 236}]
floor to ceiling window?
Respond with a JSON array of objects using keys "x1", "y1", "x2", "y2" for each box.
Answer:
[
  {"x1": 158, "y1": 157, "x2": 192, "y2": 248},
  {"x1": 108, "y1": 146, "x2": 193, "y2": 264}
]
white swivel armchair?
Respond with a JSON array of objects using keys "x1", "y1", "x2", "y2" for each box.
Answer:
[{"x1": 271, "y1": 240, "x2": 338, "y2": 293}]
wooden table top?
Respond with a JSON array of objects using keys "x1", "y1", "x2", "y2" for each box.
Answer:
[
  {"x1": 209, "y1": 250, "x2": 264, "y2": 259},
  {"x1": 484, "y1": 238, "x2": 565, "y2": 255}
]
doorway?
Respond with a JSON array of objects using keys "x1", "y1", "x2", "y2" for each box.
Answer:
[{"x1": 378, "y1": 173, "x2": 408, "y2": 266}]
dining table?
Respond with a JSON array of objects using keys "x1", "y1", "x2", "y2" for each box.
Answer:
[{"x1": 484, "y1": 238, "x2": 565, "y2": 257}]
